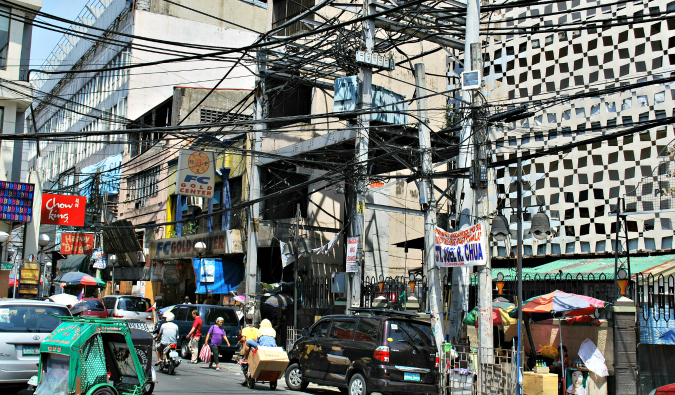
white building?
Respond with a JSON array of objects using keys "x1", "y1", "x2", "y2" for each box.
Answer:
[{"x1": 23, "y1": 0, "x2": 265, "y2": 190}]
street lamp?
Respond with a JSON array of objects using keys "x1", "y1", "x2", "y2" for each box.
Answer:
[
  {"x1": 195, "y1": 242, "x2": 207, "y2": 298},
  {"x1": 0, "y1": 231, "x2": 9, "y2": 261},
  {"x1": 496, "y1": 272, "x2": 505, "y2": 295},
  {"x1": 109, "y1": 255, "x2": 118, "y2": 294},
  {"x1": 38, "y1": 234, "x2": 50, "y2": 298}
]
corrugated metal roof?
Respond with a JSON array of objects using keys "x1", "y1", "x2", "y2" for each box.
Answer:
[{"x1": 492, "y1": 254, "x2": 675, "y2": 281}]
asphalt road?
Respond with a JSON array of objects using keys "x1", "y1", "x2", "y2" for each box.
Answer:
[{"x1": 17, "y1": 357, "x2": 341, "y2": 395}]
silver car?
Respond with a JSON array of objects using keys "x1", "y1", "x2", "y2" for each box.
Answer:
[
  {"x1": 102, "y1": 295, "x2": 153, "y2": 321},
  {"x1": 0, "y1": 299, "x2": 71, "y2": 394}
]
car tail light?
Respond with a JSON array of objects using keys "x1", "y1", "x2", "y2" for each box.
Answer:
[
  {"x1": 374, "y1": 346, "x2": 390, "y2": 363},
  {"x1": 435, "y1": 354, "x2": 439, "y2": 368},
  {"x1": 113, "y1": 314, "x2": 124, "y2": 318}
]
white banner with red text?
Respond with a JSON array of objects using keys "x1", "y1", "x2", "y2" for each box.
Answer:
[{"x1": 434, "y1": 222, "x2": 488, "y2": 267}]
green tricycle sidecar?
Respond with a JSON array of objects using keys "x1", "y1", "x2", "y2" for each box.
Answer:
[{"x1": 30, "y1": 316, "x2": 156, "y2": 395}]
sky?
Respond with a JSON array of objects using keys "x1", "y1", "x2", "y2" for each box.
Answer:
[{"x1": 30, "y1": 0, "x2": 90, "y2": 68}]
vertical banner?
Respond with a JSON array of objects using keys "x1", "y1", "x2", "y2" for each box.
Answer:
[
  {"x1": 176, "y1": 149, "x2": 216, "y2": 198},
  {"x1": 199, "y1": 258, "x2": 216, "y2": 283},
  {"x1": 346, "y1": 237, "x2": 359, "y2": 272},
  {"x1": 434, "y1": 222, "x2": 488, "y2": 267},
  {"x1": 92, "y1": 249, "x2": 107, "y2": 269},
  {"x1": 0, "y1": 181, "x2": 35, "y2": 223}
]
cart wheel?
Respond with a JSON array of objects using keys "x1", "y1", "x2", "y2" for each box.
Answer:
[
  {"x1": 247, "y1": 377, "x2": 256, "y2": 389},
  {"x1": 270, "y1": 380, "x2": 277, "y2": 390},
  {"x1": 144, "y1": 382, "x2": 155, "y2": 395},
  {"x1": 91, "y1": 387, "x2": 116, "y2": 395}
]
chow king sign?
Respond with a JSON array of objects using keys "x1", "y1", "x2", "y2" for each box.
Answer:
[
  {"x1": 176, "y1": 149, "x2": 216, "y2": 198},
  {"x1": 41, "y1": 194, "x2": 87, "y2": 227}
]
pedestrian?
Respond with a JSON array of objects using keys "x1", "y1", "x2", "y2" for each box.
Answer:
[
  {"x1": 204, "y1": 317, "x2": 230, "y2": 370},
  {"x1": 187, "y1": 309, "x2": 202, "y2": 364},
  {"x1": 243, "y1": 319, "x2": 277, "y2": 361},
  {"x1": 184, "y1": 296, "x2": 191, "y2": 304}
]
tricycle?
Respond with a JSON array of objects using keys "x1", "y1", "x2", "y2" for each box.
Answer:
[{"x1": 29, "y1": 316, "x2": 157, "y2": 395}]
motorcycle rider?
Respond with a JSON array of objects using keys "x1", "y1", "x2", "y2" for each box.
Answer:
[{"x1": 155, "y1": 312, "x2": 179, "y2": 365}]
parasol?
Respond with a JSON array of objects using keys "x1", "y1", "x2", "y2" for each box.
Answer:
[
  {"x1": 48, "y1": 293, "x2": 79, "y2": 307},
  {"x1": 233, "y1": 295, "x2": 246, "y2": 304},
  {"x1": 159, "y1": 305, "x2": 175, "y2": 315},
  {"x1": 264, "y1": 294, "x2": 293, "y2": 308},
  {"x1": 53, "y1": 271, "x2": 106, "y2": 288}
]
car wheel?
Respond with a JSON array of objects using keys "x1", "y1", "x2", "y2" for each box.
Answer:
[
  {"x1": 144, "y1": 382, "x2": 155, "y2": 395},
  {"x1": 91, "y1": 387, "x2": 116, "y2": 395},
  {"x1": 285, "y1": 362, "x2": 309, "y2": 391},
  {"x1": 180, "y1": 340, "x2": 191, "y2": 359},
  {"x1": 348, "y1": 373, "x2": 368, "y2": 395}
]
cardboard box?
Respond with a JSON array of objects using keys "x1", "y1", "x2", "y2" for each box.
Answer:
[
  {"x1": 533, "y1": 366, "x2": 550, "y2": 374},
  {"x1": 249, "y1": 347, "x2": 289, "y2": 379},
  {"x1": 523, "y1": 372, "x2": 558, "y2": 395}
]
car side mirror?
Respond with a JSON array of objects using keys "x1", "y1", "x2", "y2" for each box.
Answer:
[{"x1": 301, "y1": 328, "x2": 309, "y2": 338}]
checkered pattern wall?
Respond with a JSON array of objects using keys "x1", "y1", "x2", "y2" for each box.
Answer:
[{"x1": 470, "y1": 0, "x2": 675, "y2": 257}]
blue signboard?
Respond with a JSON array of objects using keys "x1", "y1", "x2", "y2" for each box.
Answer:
[{"x1": 0, "y1": 181, "x2": 34, "y2": 223}]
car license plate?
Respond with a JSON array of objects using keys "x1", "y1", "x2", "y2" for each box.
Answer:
[
  {"x1": 23, "y1": 346, "x2": 39, "y2": 355},
  {"x1": 404, "y1": 372, "x2": 420, "y2": 382}
]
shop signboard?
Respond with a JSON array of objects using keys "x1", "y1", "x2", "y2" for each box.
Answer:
[
  {"x1": 92, "y1": 249, "x2": 106, "y2": 269},
  {"x1": 61, "y1": 233, "x2": 94, "y2": 255},
  {"x1": 176, "y1": 149, "x2": 216, "y2": 198},
  {"x1": 148, "y1": 230, "x2": 244, "y2": 260},
  {"x1": 0, "y1": 181, "x2": 35, "y2": 223},
  {"x1": 434, "y1": 222, "x2": 487, "y2": 267},
  {"x1": 41, "y1": 194, "x2": 87, "y2": 226},
  {"x1": 346, "y1": 237, "x2": 359, "y2": 272},
  {"x1": 198, "y1": 258, "x2": 216, "y2": 283}
]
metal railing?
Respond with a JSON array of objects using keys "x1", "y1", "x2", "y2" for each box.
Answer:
[
  {"x1": 635, "y1": 272, "x2": 675, "y2": 321},
  {"x1": 286, "y1": 326, "x2": 301, "y2": 351},
  {"x1": 439, "y1": 345, "x2": 521, "y2": 395},
  {"x1": 361, "y1": 275, "x2": 428, "y2": 312},
  {"x1": 297, "y1": 276, "x2": 334, "y2": 310}
]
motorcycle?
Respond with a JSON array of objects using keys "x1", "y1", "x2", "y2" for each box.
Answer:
[{"x1": 157, "y1": 343, "x2": 181, "y2": 375}]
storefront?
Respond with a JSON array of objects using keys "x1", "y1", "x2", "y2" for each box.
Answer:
[{"x1": 148, "y1": 229, "x2": 245, "y2": 305}]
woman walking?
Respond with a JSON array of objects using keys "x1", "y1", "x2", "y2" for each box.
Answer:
[{"x1": 204, "y1": 317, "x2": 231, "y2": 370}]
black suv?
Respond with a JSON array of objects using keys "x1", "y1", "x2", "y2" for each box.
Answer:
[
  {"x1": 159, "y1": 304, "x2": 240, "y2": 361},
  {"x1": 285, "y1": 308, "x2": 438, "y2": 395}
]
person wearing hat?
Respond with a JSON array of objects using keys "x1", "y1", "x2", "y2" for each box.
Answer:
[
  {"x1": 204, "y1": 317, "x2": 231, "y2": 370},
  {"x1": 155, "y1": 312, "x2": 179, "y2": 365}
]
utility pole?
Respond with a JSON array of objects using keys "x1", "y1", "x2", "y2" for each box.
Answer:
[
  {"x1": 294, "y1": 203, "x2": 300, "y2": 329},
  {"x1": 414, "y1": 63, "x2": 445, "y2": 351},
  {"x1": 516, "y1": 158, "x2": 524, "y2": 393},
  {"x1": 247, "y1": 45, "x2": 266, "y2": 325},
  {"x1": 347, "y1": 0, "x2": 375, "y2": 311},
  {"x1": 450, "y1": 0, "x2": 481, "y2": 343}
]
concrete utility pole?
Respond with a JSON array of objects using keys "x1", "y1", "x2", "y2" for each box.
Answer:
[
  {"x1": 346, "y1": 0, "x2": 375, "y2": 311},
  {"x1": 449, "y1": 0, "x2": 481, "y2": 342},
  {"x1": 414, "y1": 64, "x2": 445, "y2": 351},
  {"x1": 294, "y1": 203, "x2": 300, "y2": 329},
  {"x1": 247, "y1": 47, "x2": 266, "y2": 324}
]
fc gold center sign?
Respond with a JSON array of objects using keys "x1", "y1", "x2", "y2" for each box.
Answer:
[{"x1": 176, "y1": 149, "x2": 216, "y2": 198}]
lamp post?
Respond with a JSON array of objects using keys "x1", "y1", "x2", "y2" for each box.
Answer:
[
  {"x1": 38, "y1": 234, "x2": 50, "y2": 298},
  {"x1": 0, "y1": 231, "x2": 9, "y2": 262},
  {"x1": 109, "y1": 255, "x2": 118, "y2": 294},
  {"x1": 194, "y1": 242, "x2": 207, "y2": 299}
]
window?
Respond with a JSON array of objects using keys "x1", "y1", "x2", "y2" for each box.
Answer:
[
  {"x1": 0, "y1": 7, "x2": 9, "y2": 69},
  {"x1": 355, "y1": 318, "x2": 379, "y2": 342},
  {"x1": 273, "y1": 0, "x2": 315, "y2": 35},
  {"x1": 117, "y1": 297, "x2": 150, "y2": 312},
  {"x1": 310, "y1": 320, "x2": 332, "y2": 338},
  {"x1": 200, "y1": 108, "x2": 253, "y2": 125},
  {"x1": 329, "y1": 320, "x2": 356, "y2": 340},
  {"x1": 203, "y1": 308, "x2": 238, "y2": 326},
  {"x1": 387, "y1": 320, "x2": 435, "y2": 347},
  {"x1": 126, "y1": 166, "x2": 161, "y2": 208},
  {"x1": 174, "y1": 306, "x2": 190, "y2": 321},
  {"x1": 0, "y1": 305, "x2": 70, "y2": 332}
]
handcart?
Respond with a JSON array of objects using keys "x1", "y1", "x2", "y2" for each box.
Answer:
[{"x1": 244, "y1": 347, "x2": 289, "y2": 390}]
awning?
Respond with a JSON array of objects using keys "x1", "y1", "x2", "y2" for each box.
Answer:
[
  {"x1": 58, "y1": 255, "x2": 91, "y2": 274},
  {"x1": 492, "y1": 254, "x2": 675, "y2": 281}
]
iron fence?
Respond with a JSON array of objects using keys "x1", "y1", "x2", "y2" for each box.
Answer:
[
  {"x1": 439, "y1": 345, "x2": 522, "y2": 395},
  {"x1": 635, "y1": 272, "x2": 675, "y2": 322},
  {"x1": 360, "y1": 275, "x2": 428, "y2": 311},
  {"x1": 297, "y1": 276, "x2": 334, "y2": 310},
  {"x1": 286, "y1": 326, "x2": 301, "y2": 351}
]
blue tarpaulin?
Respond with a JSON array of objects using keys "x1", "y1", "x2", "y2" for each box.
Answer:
[{"x1": 192, "y1": 258, "x2": 243, "y2": 294}]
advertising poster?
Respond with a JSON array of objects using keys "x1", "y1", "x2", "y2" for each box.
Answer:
[
  {"x1": 41, "y1": 194, "x2": 87, "y2": 226},
  {"x1": 434, "y1": 222, "x2": 488, "y2": 267},
  {"x1": 346, "y1": 237, "x2": 359, "y2": 272},
  {"x1": 0, "y1": 181, "x2": 35, "y2": 223},
  {"x1": 92, "y1": 249, "x2": 106, "y2": 269}
]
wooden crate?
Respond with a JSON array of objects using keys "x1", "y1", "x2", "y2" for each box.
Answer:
[{"x1": 523, "y1": 372, "x2": 558, "y2": 395}]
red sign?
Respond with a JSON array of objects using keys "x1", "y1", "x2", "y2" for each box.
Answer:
[
  {"x1": 60, "y1": 233, "x2": 94, "y2": 255},
  {"x1": 41, "y1": 194, "x2": 87, "y2": 227}
]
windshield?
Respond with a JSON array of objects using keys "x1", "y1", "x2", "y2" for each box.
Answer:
[
  {"x1": 388, "y1": 320, "x2": 435, "y2": 347},
  {"x1": 34, "y1": 353, "x2": 69, "y2": 395},
  {"x1": 117, "y1": 297, "x2": 150, "y2": 312},
  {"x1": 73, "y1": 299, "x2": 105, "y2": 312},
  {"x1": 204, "y1": 308, "x2": 238, "y2": 326},
  {"x1": 0, "y1": 305, "x2": 70, "y2": 333}
]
